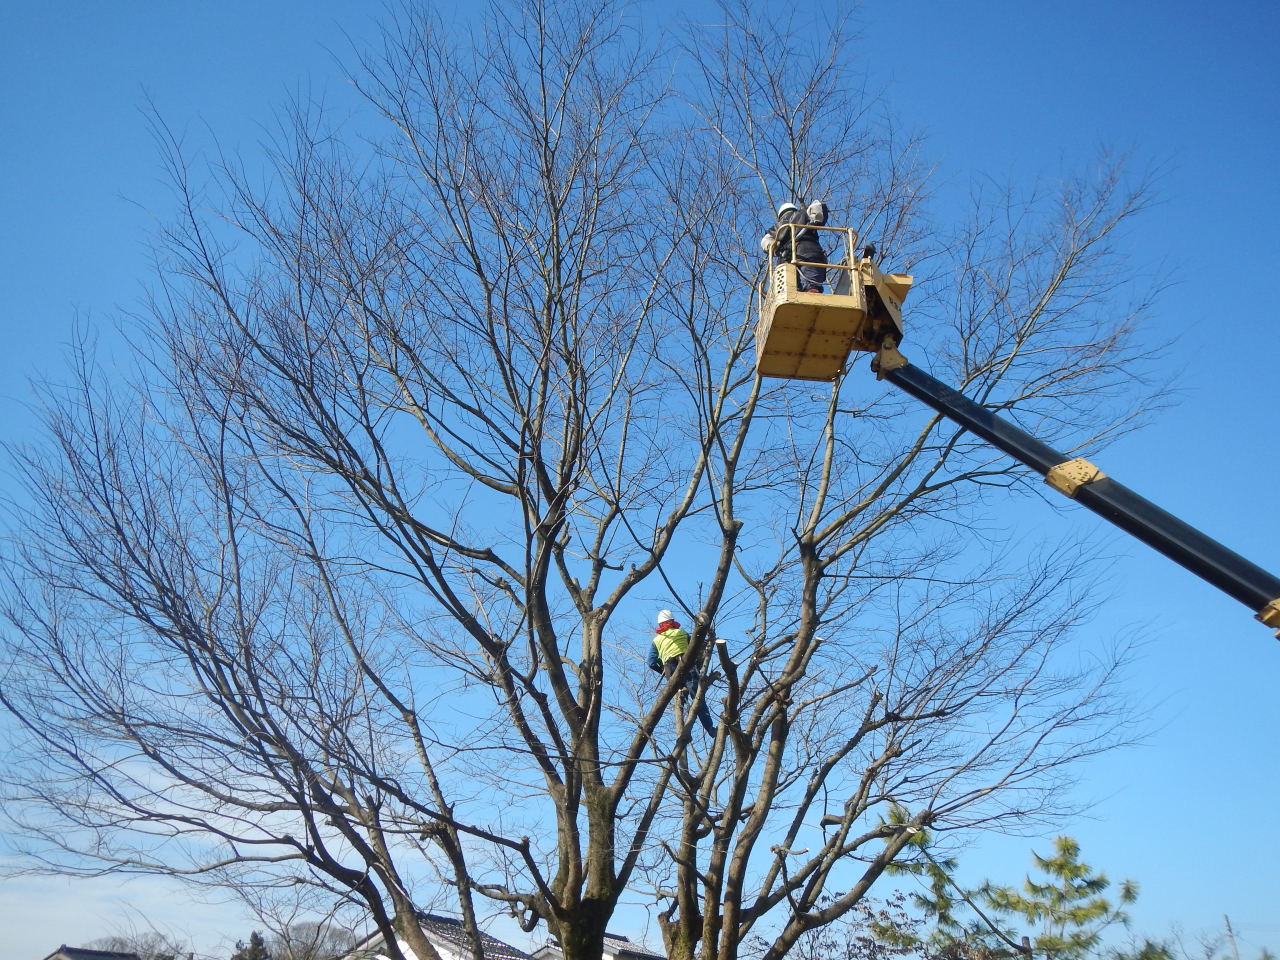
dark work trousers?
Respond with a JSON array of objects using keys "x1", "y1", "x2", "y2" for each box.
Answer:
[
  {"x1": 777, "y1": 255, "x2": 827, "y2": 293},
  {"x1": 797, "y1": 261, "x2": 827, "y2": 293},
  {"x1": 663, "y1": 657, "x2": 716, "y2": 734}
]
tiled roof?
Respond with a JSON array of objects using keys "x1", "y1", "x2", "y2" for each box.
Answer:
[
  {"x1": 603, "y1": 934, "x2": 664, "y2": 960},
  {"x1": 535, "y1": 933, "x2": 664, "y2": 960},
  {"x1": 44, "y1": 949, "x2": 141, "y2": 960},
  {"x1": 348, "y1": 914, "x2": 532, "y2": 960},
  {"x1": 418, "y1": 914, "x2": 532, "y2": 960}
]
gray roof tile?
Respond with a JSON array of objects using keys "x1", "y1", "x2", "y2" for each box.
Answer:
[
  {"x1": 348, "y1": 914, "x2": 531, "y2": 960},
  {"x1": 418, "y1": 915, "x2": 531, "y2": 960},
  {"x1": 45, "y1": 948, "x2": 142, "y2": 960}
]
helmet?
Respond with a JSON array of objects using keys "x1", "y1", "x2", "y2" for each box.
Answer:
[
  {"x1": 777, "y1": 201, "x2": 799, "y2": 216},
  {"x1": 657, "y1": 609, "x2": 675, "y2": 623}
]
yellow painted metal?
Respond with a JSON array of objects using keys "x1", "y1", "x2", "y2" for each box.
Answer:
[
  {"x1": 755, "y1": 263, "x2": 868, "y2": 381},
  {"x1": 1256, "y1": 597, "x2": 1280, "y2": 629},
  {"x1": 873, "y1": 337, "x2": 909, "y2": 381},
  {"x1": 1044, "y1": 457, "x2": 1107, "y2": 498},
  {"x1": 755, "y1": 227, "x2": 914, "y2": 382}
]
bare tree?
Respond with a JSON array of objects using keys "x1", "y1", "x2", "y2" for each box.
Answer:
[
  {"x1": 88, "y1": 929, "x2": 191, "y2": 960},
  {"x1": 239, "y1": 885, "x2": 365, "y2": 960},
  {"x1": 0, "y1": 3, "x2": 1158, "y2": 960},
  {"x1": 627, "y1": 6, "x2": 1161, "y2": 960},
  {"x1": 265, "y1": 923, "x2": 358, "y2": 960}
]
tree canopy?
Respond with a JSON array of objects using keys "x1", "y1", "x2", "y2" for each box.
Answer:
[{"x1": 0, "y1": 2, "x2": 1159, "y2": 960}]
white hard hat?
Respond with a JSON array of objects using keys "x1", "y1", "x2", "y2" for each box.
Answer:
[
  {"x1": 657, "y1": 609, "x2": 675, "y2": 622},
  {"x1": 777, "y1": 201, "x2": 799, "y2": 215}
]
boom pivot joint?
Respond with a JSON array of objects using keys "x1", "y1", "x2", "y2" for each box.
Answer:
[{"x1": 872, "y1": 337, "x2": 908, "y2": 380}]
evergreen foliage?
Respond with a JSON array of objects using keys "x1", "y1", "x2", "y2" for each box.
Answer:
[
  {"x1": 985, "y1": 836, "x2": 1134, "y2": 960},
  {"x1": 231, "y1": 932, "x2": 272, "y2": 960},
  {"x1": 877, "y1": 836, "x2": 1162, "y2": 960}
]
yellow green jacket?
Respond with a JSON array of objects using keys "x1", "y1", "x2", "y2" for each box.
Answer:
[{"x1": 650, "y1": 627, "x2": 689, "y2": 668}]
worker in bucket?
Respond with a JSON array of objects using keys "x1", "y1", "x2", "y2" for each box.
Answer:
[
  {"x1": 760, "y1": 199, "x2": 830, "y2": 293},
  {"x1": 647, "y1": 609, "x2": 716, "y2": 734}
]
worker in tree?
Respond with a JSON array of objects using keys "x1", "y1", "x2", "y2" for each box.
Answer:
[
  {"x1": 760, "y1": 199, "x2": 830, "y2": 292},
  {"x1": 647, "y1": 609, "x2": 716, "y2": 734}
]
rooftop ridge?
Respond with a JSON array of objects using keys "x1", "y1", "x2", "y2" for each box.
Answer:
[{"x1": 46, "y1": 949, "x2": 143, "y2": 960}]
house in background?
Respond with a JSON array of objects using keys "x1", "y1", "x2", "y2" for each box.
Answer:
[
  {"x1": 531, "y1": 932, "x2": 664, "y2": 960},
  {"x1": 347, "y1": 914, "x2": 534, "y2": 960},
  {"x1": 346, "y1": 916, "x2": 665, "y2": 960},
  {"x1": 41, "y1": 948, "x2": 141, "y2": 960}
]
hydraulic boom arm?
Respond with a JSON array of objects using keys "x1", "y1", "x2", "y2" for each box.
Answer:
[
  {"x1": 874, "y1": 344, "x2": 1280, "y2": 635},
  {"x1": 752, "y1": 234, "x2": 1279, "y2": 634}
]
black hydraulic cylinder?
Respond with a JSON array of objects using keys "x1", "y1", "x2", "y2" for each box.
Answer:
[{"x1": 883, "y1": 361, "x2": 1280, "y2": 617}]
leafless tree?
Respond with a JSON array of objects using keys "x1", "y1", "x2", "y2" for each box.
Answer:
[
  {"x1": 88, "y1": 929, "x2": 192, "y2": 960},
  {"x1": 752, "y1": 893, "x2": 926, "y2": 960},
  {"x1": 265, "y1": 923, "x2": 358, "y2": 960},
  {"x1": 237, "y1": 885, "x2": 365, "y2": 960},
  {"x1": 0, "y1": 3, "x2": 1159, "y2": 960},
  {"x1": 628, "y1": 6, "x2": 1161, "y2": 960}
]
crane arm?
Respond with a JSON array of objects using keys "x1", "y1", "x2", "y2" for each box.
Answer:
[{"x1": 875, "y1": 347, "x2": 1280, "y2": 634}]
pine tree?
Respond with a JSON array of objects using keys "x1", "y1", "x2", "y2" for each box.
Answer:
[
  {"x1": 876, "y1": 836, "x2": 1163, "y2": 960},
  {"x1": 982, "y1": 837, "x2": 1135, "y2": 960},
  {"x1": 231, "y1": 932, "x2": 271, "y2": 960}
]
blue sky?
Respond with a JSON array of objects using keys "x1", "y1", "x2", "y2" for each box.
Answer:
[{"x1": 1, "y1": 1, "x2": 1277, "y2": 958}]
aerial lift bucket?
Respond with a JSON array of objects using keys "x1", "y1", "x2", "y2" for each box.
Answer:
[
  {"x1": 753, "y1": 226, "x2": 1280, "y2": 638},
  {"x1": 755, "y1": 225, "x2": 913, "y2": 382}
]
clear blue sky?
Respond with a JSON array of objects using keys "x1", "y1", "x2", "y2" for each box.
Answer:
[{"x1": 1, "y1": 1, "x2": 1277, "y2": 958}]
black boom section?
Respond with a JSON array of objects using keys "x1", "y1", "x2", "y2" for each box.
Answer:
[
  {"x1": 1074, "y1": 478, "x2": 1280, "y2": 612},
  {"x1": 885, "y1": 362, "x2": 1063, "y2": 473},
  {"x1": 883, "y1": 361, "x2": 1280, "y2": 617}
]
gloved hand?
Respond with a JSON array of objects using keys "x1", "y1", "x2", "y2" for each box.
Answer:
[
  {"x1": 759, "y1": 233, "x2": 774, "y2": 253},
  {"x1": 806, "y1": 200, "x2": 828, "y2": 223}
]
